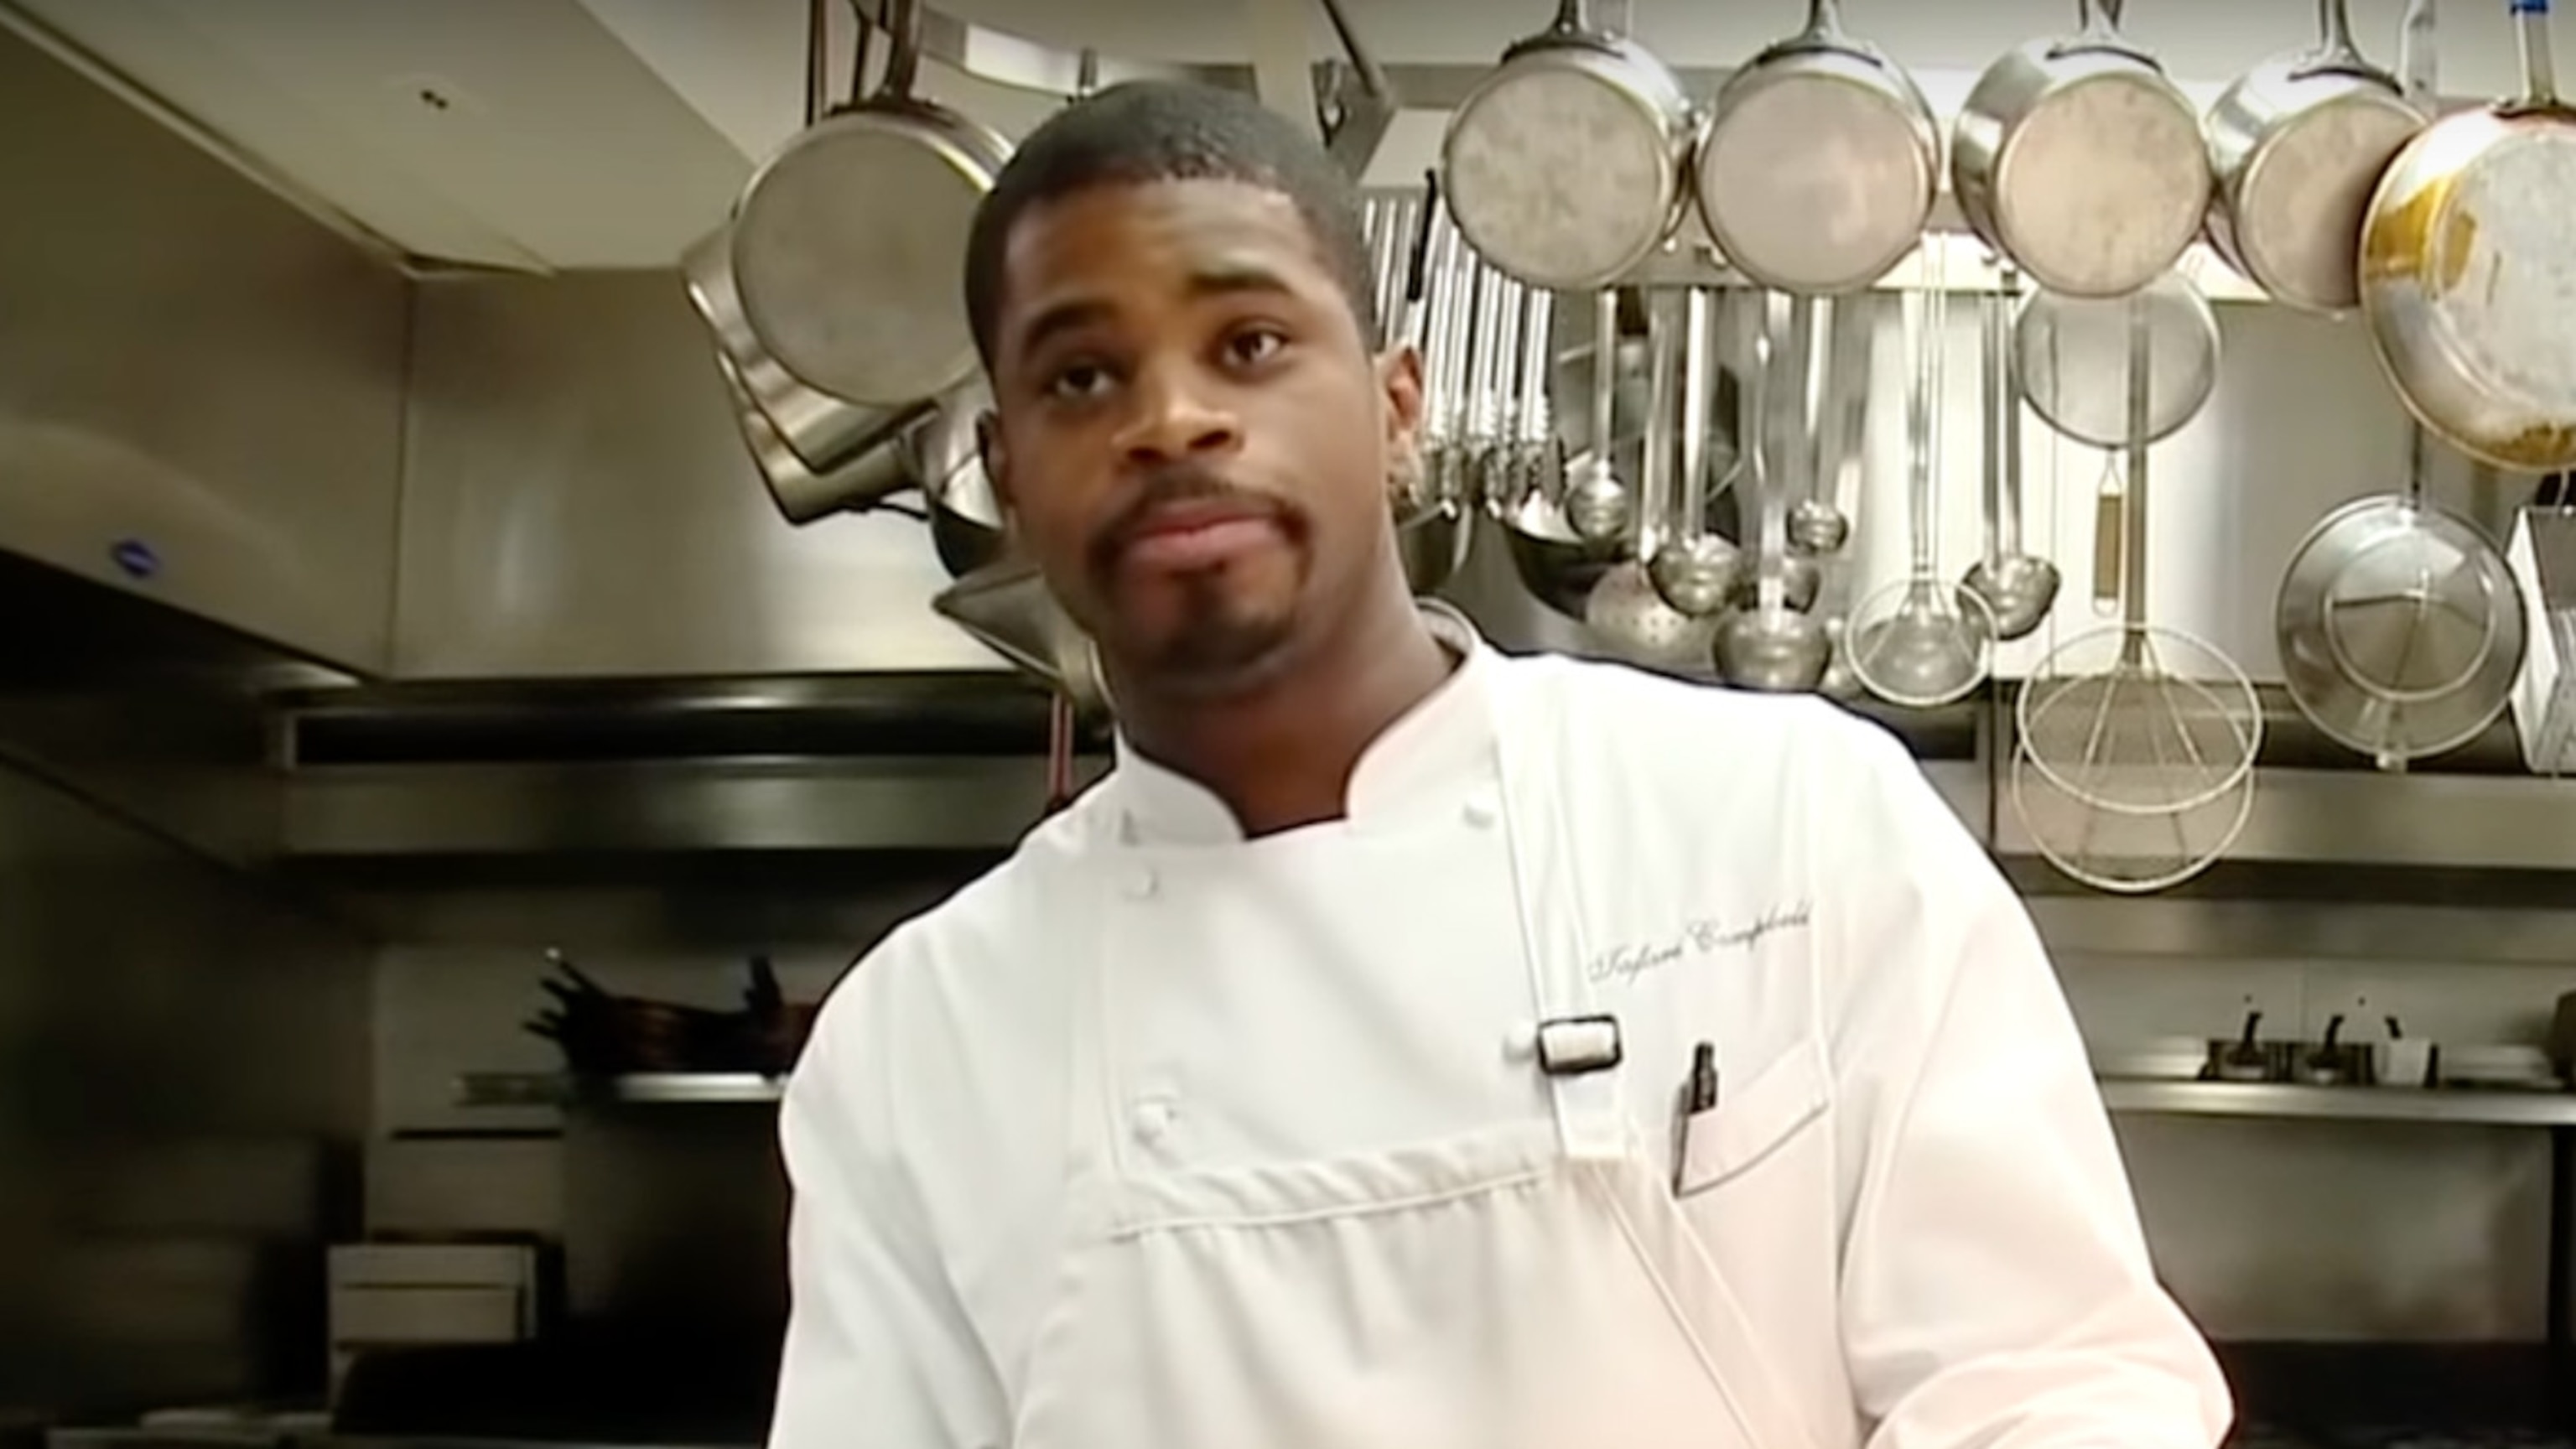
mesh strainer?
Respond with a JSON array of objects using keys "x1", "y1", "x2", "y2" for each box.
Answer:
[
  {"x1": 2275, "y1": 424, "x2": 2529, "y2": 770},
  {"x1": 2014, "y1": 267, "x2": 2219, "y2": 449},
  {"x1": 2009, "y1": 740, "x2": 2257, "y2": 894},
  {"x1": 2016, "y1": 298, "x2": 2262, "y2": 825}
]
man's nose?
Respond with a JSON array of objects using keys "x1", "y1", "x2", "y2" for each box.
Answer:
[{"x1": 1116, "y1": 362, "x2": 1242, "y2": 466}]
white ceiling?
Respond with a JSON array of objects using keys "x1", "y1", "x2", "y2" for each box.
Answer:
[{"x1": 0, "y1": 0, "x2": 2551, "y2": 273}]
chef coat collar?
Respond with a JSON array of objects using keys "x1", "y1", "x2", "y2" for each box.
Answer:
[{"x1": 1106, "y1": 602, "x2": 1494, "y2": 846}]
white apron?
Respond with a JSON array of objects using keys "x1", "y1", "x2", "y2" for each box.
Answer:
[{"x1": 1005, "y1": 674, "x2": 1829, "y2": 1449}]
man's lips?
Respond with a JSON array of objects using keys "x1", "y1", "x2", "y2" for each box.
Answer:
[{"x1": 1112, "y1": 501, "x2": 1286, "y2": 574}]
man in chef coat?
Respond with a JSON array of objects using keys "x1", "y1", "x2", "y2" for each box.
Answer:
[{"x1": 770, "y1": 80, "x2": 2231, "y2": 1449}]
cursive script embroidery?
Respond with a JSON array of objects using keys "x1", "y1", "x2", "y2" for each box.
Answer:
[{"x1": 1587, "y1": 901, "x2": 1815, "y2": 985}]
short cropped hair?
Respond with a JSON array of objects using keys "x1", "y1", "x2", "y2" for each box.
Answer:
[{"x1": 963, "y1": 80, "x2": 1376, "y2": 366}]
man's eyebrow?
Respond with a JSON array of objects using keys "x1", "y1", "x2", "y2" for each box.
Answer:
[
  {"x1": 1013, "y1": 297, "x2": 1113, "y2": 361},
  {"x1": 1187, "y1": 262, "x2": 1296, "y2": 300},
  {"x1": 1010, "y1": 262, "x2": 1303, "y2": 361}
]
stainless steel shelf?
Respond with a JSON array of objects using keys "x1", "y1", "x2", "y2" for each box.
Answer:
[
  {"x1": 2101, "y1": 1079, "x2": 2576, "y2": 1128},
  {"x1": 458, "y1": 1072, "x2": 2576, "y2": 1126},
  {"x1": 456, "y1": 1072, "x2": 785, "y2": 1107}
]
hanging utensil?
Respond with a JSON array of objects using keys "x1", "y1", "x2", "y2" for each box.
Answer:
[
  {"x1": 932, "y1": 557, "x2": 1112, "y2": 719},
  {"x1": 2206, "y1": 0, "x2": 2425, "y2": 316},
  {"x1": 2021, "y1": 301, "x2": 2262, "y2": 813},
  {"x1": 1951, "y1": 0, "x2": 2212, "y2": 299},
  {"x1": 1847, "y1": 260, "x2": 1995, "y2": 707},
  {"x1": 1587, "y1": 291, "x2": 1721, "y2": 672},
  {"x1": 1440, "y1": 0, "x2": 1694, "y2": 291},
  {"x1": 683, "y1": 0, "x2": 947, "y2": 517},
  {"x1": 1649, "y1": 288, "x2": 1743, "y2": 618},
  {"x1": 1725, "y1": 293, "x2": 1823, "y2": 615},
  {"x1": 725, "y1": 0, "x2": 1010, "y2": 414},
  {"x1": 2014, "y1": 267, "x2": 2220, "y2": 450},
  {"x1": 2278, "y1": 424, "x2": 2532, "y2": 769},
  {"x1": 1499, "y1": 288, "x2": 1614, "y2": 617},
  {"x1": 1719, "y1": 291, "x2": 1833, "y2": 691},
  {"x1": 1693, "y1": 0, "x2": 1940, "y2": 295},
  {"x1": 2016, "y1": 299, "x2": 2263, "y2": 879},
  {"x1": 2360, "y1": 0, "x2": 2576, "y2": 472},
  {"x1": 1564, "y1": 290, "x2": 1637, "y2": 549},
  {"x1": 1962, "y1": 265, "x2": 2062, "y2": 641},
  {"x1": 1792, "y1": 293, "x2": 1872, "y2": 557},
  {"x1": 709, "y1": 347, "x2": 930, "y2": 526}
]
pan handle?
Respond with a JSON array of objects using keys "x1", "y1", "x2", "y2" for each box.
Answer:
[
  {"x1": 2054, "y1": 0, "x2": 2157, "y2": 64},
  {"x1": 876, "y1": 0, "x2": 925, "y2": 101},
  {"x1": 1314, "y1": 0, "x2": 1393, "y2": 103},
  {"x1": 2399, "y1": 0, "x2": 2439, "y2": 103},
  {"x1": 2514, "y1": 0, "x2": 2559, "y2": 111},
  {"x1": 2290, "y1": 0, "x2": 2397, "y2": 85}
]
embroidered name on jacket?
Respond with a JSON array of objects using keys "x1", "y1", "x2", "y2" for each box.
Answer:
[{"x1": 1587, "y1": 901, "x2": 1815, "y2": 985}]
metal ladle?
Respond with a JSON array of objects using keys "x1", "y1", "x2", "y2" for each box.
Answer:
[
  {"x1": 1587, "y1": 291, "x2": 1721, "y2": 672},
  {"x1": 1850, "y1": 267, "x2": 1995, "y2": 707},
  {"x1": 1649, "y1": 287, "x2": 1744, "y2": 617},
  {"x1": 1961, "y1": 265, "x2": 2062, "y2": 641},
  {"x1": 1789, "y1": 294, "x2": 1856, "y2": 557},
  {"x1": 1718, "y1": 290, "x2": 1832, "y2": 691},
  {"x1": 1727, "y1": 292, "x2": 1822, "y2": 615},
  {"x1": 1564, "y1": 289, "x2": 1635, "y2": 550}
]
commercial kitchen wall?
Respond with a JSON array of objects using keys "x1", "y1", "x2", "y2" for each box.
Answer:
[
  {"x1": 0, "y1": 750, "x2": 373, "y2": 1420},
  {"x1": 0, "y1": 19, "x2": 394, "y2": 1426}
]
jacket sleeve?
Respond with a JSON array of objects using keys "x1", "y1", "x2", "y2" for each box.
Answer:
[
  {"x1": 769, "y1": 948, "x2": 1009, "y2": 1449},
  {"x1": 1825, "y1": 722, "x2": 2233, "y2": 1449}
]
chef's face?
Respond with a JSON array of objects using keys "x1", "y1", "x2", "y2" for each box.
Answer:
[{"x1": 980, "y1": 179, "x2": 1422, "y2": 697}]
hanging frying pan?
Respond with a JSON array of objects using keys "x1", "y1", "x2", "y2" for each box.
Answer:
[
  {"x1": 1951, "y1": 0, "x2": 2211, "y2": 299},
  {"x1": 727, "y1": 0, "x2": 1010, "y2": 414},
  {"x1": 2359, "y1": 0, "x2": 2576, "y2": 473},
  {"x1": 1440, "y1": 0, "x2": 1694, "y2": 291},
  {"x1": 2205, "y1": 0, "x2": 2424, "y2": 316},
  {"x1": 1692, "y1": 0, "x2": 1939, "y2": 295},
  {"x1": 682, "y1": 0, "x2": 948, "y2": 512}
]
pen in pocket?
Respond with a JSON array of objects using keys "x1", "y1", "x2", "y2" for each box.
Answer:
[{"x1": 1669, "y1": 1041, "x2": 1720, "y2": 1196}]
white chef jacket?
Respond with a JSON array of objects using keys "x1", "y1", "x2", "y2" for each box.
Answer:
[{"x1": 771, "y1": 619, "x2": 2232, "y2": 1449}]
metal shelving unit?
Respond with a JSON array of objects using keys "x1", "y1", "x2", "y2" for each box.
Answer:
[
  {"x1": 462, "y1": 1070, "x2": 2575, "y2": 1122},
  {"x1": 2100, "y1": 1079, "x2": 2576, "y2": 1128},
  {"x1": 457, "y1": 1071, "x2": 786, "y2": 1108}
]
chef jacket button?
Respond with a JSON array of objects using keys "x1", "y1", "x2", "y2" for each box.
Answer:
[
  {"x1": 1461, "y1": 795, "x2": 1498, "y2": 829},
  {"x1": 1130, "y1": 1097, "x2": 1176, "y2": 1144},
  {"x1": 1121, "y1": 867, "x2": 1159, "y2": 901}
]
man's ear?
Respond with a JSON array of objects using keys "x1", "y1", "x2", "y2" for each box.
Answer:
[
  {"x1": 1379, "y1": 344, "x2": 1426, "y2": 454},
  {"x1": 1379, "y1": 345, "x2": 1426, "y2": 500},
  {"x1": 976, "y1": 409, "x2": 1016, "y2": 533}
]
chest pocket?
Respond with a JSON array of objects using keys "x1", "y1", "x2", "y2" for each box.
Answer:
[{"x1": 1674, "y1": 1034, "x2": 1831, "y2": 1198}]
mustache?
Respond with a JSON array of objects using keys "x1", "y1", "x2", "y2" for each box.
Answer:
[{"x1": 1088, "y1": 465, "x2": 1298, "y2": 569}]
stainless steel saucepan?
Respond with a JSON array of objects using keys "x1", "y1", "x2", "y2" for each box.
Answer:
[
  {"x1": 1693, "y1": 0, "x2": 1939, "y2": 295},
  {"x1": 1441, "y1": 0, "x2": 1694, "y2": 291},
  {"x1": 2205, "y1": 0, "x2": 2423, "y2": 316},
  {"x1": 1952, "y1": 0, "x2": 2211, "y2": 299}
]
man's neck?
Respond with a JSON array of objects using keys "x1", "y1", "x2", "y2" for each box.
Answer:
[{"x1": 1115, "y1": 595, "x2": 1456, "y2": 838}]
